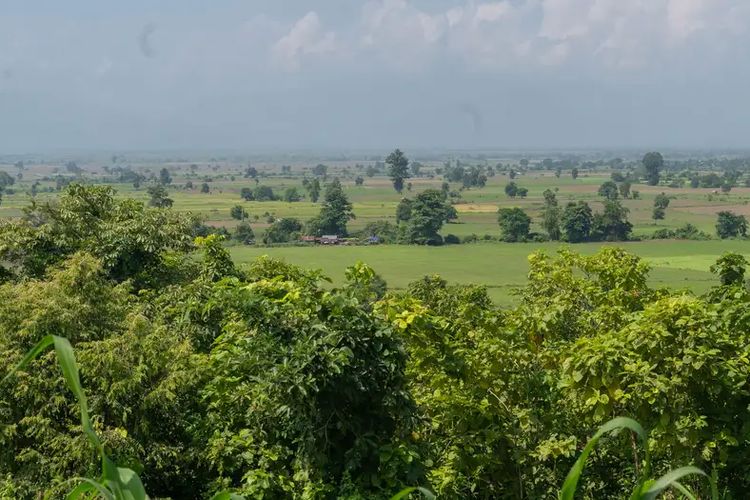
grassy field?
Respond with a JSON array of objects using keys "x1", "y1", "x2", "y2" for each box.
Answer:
[
  {"x1": 228, "y1": 239, "x2": 749, "y2": 305},
  {"x1": 3, "y1": 169, "x2": 750, "y2": 237},
  {"x1": 3, "y1": 157, "x2": 750, "y2": 305}
]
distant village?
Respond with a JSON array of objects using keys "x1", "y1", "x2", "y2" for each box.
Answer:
[{"x1": 299, "y1": 235, "x2": 380, "y2": 245}]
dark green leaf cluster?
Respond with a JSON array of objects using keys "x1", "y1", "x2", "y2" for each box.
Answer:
[
  {"x1": 498, "y1": 207, "x2": 531, "y2": 242},
  {"x1": 716, "y1": 211, "x2": 747, "y2": 238},
  {"x1": 262, "y1": 217, "x2": 302, "y2": 244},
  {"x1": 0, "y1": 184, "x2": 195, "y2": 287},
  {"x1": 398, "y1": 189, "x2": 454, "y2": 245}
]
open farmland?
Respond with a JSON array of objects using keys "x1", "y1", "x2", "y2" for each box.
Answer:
[
  {"x1": 2, "y1": 157, "x2": 750, "y2": 239},
  {"x1": 229, "y1": 239, "x2": 749, "y2": 304},
  {"x1": 2, "y1": 156, "x2": 749, "y2": 307}
]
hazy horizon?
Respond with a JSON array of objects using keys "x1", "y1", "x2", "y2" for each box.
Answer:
[{"x1": 2, "y1": 0, "x2": 750, "y2": 152}]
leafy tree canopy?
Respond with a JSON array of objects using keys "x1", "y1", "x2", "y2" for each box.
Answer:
[
  {"x1": 643, "y1": 151, "x2": 664, "y2": 186},
  {"x1": 403, "y1": 189, "x2": 453, "y2": 245},
  {"x1": 597, "y1": 181, "x2": 619, "y2": 200},
  {"x1": 498, "y1": 207, "x2": 531, "y2": 242},
  {"x1": 561, "y1": 201, "x2": 593, "y2": 243},
  {"x1": 0, "y1": 184, "x2": 195, "y2": 286},
  {"x1": 314, "y1": 179, "x2": 354, "y2": 236},
  {"x1": 716, "y1": 211, "x2": 747, "y2": 238},
  {"x1": 386, "y1": 149, "x2": 410, "y2": 193}
]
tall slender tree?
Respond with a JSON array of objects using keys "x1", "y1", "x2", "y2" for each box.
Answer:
[
  {"x1": 642, "y1": 152, "x2": 663, "y2": 186},
  {"x1": 316, "y1": 179, "x2": 354, "y2": 236},
  {"x1": 542, "y1": 189, "x2": 561, "y2": 240},
  {"x1": 385, "y1": 149, "x2": 410, "y2": 193}
]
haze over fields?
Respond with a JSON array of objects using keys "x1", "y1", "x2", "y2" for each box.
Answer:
[{"x1": 2, "y1": 0, "x2": 750, "y2": 151}]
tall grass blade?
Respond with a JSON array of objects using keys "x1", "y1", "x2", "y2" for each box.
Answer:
[
  {"x1": 1, "y1": 335, "x2": 55, "y2": 386},
  {"x1": 641, "y1": 466, "x2": 707, "y2": 500},
  {"x1": 65, "y1": 478, "x2": 115, "y2": 500},
  {"x1": 670, "y1": 481, "x2": 697, "y2": 500},
  {"x1": 560, "y1": 417, "x2": 647, "y2": 500},
  {"x1": 709, "y1": 468, "x2": 720, "y2": 500},
  {"x1": 1, "y1": 335, "x2": 149, "y2": 499},
  {"x1": 51, "y1": 335, "x2": 103, "y2": 453}
]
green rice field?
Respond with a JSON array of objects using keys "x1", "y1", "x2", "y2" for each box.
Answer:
[{"x1": 229, "y1": 239, "x2": 749, "y2": 305}]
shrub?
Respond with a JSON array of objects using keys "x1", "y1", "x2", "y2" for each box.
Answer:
[
  {"x1": 262, "y1": 217, "x2": 302, "y2": 244},
  {"x1": 233, "y1": 221, "x2": 255, "y2": 245},
  {"x1": 650, "y1": 223, "x2": 711, "y2": 240},
  {"x1": 443, "y1": 234, "x2": 460, "y2": 244}
]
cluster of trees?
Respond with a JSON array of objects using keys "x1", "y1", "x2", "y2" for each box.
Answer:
[
  {"x1": 497, "y1": 207, "x2": 531, "y2": 242},
  {"x1": 504, "y1": 181, "x2": 529, "y2": 198},
  {"x1": 717, "y1": 211, "x2": 748, "y2": 238},
  {"x1": 394, "y1": 189, "x2": 457, "y2": 245},
  {"x1": 500, "y1": 189, "x2": 633, "y2": 243},
  {"x1": 237, "y1": 182, "x2": 310, "y2": 203},
  {"x1": 442, "y1": 161, "x2": 488, "y2": 188},
  {"x1": 600, "y1": 173, "x2": 640, "y2": 201},
  {"x1": 690, "y1": 172, "x2": 733, "y2": 189},
  {"x1": 147, "y1": 183, "x2": 173, "y2": 208},
  {"x1": 258, "y1": 179, "x2": 355, "y2": 244},
  {"x1": 240, "y1": 185, "x2": 278, "y2": 202},
  {"x1": 244, "y1": 165, "x2": 258, "y2": 179},
  {"x1": 507, "y1": 152, "x2": 663, "y2": 186},
  {"x1": 0, "y1": 170, "x2": 15, "y2": 204},
  {"x1": 1, "y1": 189, "x2": 749, "y2": 498},
  {"x1": 232, "y1": 152, "x2": 463, "y2": 246},
  {"x1": 650, "y1": 223, "x2": 710, "y2": 240},
  {"x1": 262, "y1": 217, "x2": 303, "y2": 244}
]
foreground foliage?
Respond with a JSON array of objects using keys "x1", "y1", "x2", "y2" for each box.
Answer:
[
  {"x1": 560, "y1": 417, "x2": 718, "y2": 500},
  {"x1": 1, "y1": 185, "x2": 750, "y2": 498},
  {"x1": 1, "y1": 335, "x2": 148, "y2": 499}
]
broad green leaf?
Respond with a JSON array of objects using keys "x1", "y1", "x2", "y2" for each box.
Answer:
[{"x1": 115, "y1": 466, "x2": 148, "y2": 500}]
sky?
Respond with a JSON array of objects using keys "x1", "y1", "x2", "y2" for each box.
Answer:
[{"x1": 1, "y1": 0, "x2": 750, "y2": 152}]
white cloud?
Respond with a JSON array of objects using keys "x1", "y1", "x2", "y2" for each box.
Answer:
[
  {"x1": 360, "y1": 0, "x2": 451, "y2": 69},
  {"x1": 353, "y1": 0, "x2": 750, "y2": 72},
  {"x1": 539, "y1": 0, "x2": 594, "y2": 40},
  {"x1": 418, "y1": 12, "x2": 444, "y2": 43},
  {"x1": 445, "y1": 7, "x2": 464, "y2": 27},
  {"x1": 475, "y1": 2, "x2": 511, "y2": 24},
  {"x1": 272, "y1": 12, "x2": 337, "y2": 71},
  {"x1": 667, "y1": 0, "x2": 713, "y2": 42}
]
